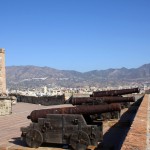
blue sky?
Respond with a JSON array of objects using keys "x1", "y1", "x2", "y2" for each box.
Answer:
[{"x1": 0, "y1": 0, "x2": 150, "y2": 72}]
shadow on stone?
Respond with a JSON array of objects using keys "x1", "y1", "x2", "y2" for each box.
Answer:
[{"x1": 95, "y1": 95, "x2": 144, "y2": 150}]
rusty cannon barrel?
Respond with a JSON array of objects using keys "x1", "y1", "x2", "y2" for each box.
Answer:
[
  {"x1": 92, "y1": 88, "x2": 140, "y2": 97},
  {"x1": 70, "y1": 96, "x2": 135, "y2": 105},
  {"x1": 28, "y1": 103, "x2": 121, "y2": 122}
]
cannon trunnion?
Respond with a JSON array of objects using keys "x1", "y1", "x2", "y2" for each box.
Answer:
[{"x1": 21, "y1": 114, "x2": 103, "y2": 150}]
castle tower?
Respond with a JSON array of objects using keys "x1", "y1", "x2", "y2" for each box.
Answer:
[{"x1": 0, "y1": 48, "x2": 6, "y2": 94}]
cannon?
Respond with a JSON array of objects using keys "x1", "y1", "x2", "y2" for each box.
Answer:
[
  {"x1": 21, "y1": 104, "x2": 121, "y2": 150},
  {"x1": 27, "y1": 103, "x2": 121, "y2": 123},
  {"x1": 67, "y1": 96, "x2": 135, "y2": 120},
  {"x1": 69, "y1": 96, "x2": 135, "y2": 105},
  {"x1": 92, "y1": 88, "x2": 140, "y2": 97}
]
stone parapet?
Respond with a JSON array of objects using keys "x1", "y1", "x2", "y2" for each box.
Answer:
[{"x1": 121, "y1": 94, "x2": 149, "y2": 149}]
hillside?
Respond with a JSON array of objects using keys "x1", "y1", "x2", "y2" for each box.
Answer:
[{"x1": 6, "y1": 64, "x2": 150, "y2": 89}]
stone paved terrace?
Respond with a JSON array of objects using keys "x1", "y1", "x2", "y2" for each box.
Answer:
[
  {"x1": 0, "y1": 94, "x2": 149, "y2": 150},
  {"x1": 0, "y1": 103, "x2": 72, "y2": 150}
]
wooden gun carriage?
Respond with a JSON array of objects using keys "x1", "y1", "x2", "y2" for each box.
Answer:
[{"x1": 21, "y1": 104, "x2": 121, "y2": 150}]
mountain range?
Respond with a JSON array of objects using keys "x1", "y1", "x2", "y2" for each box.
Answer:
[{"x1": 6, "y1": 63, "x2": 150, "y2": 89}]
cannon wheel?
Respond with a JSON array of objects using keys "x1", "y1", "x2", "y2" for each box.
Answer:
[
  {"x1": 25, "y1": 129, "x2": 43, "y2": 148},
  {"x1": 70, "y1": 130, "x2": 90, "y2": 150}
]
